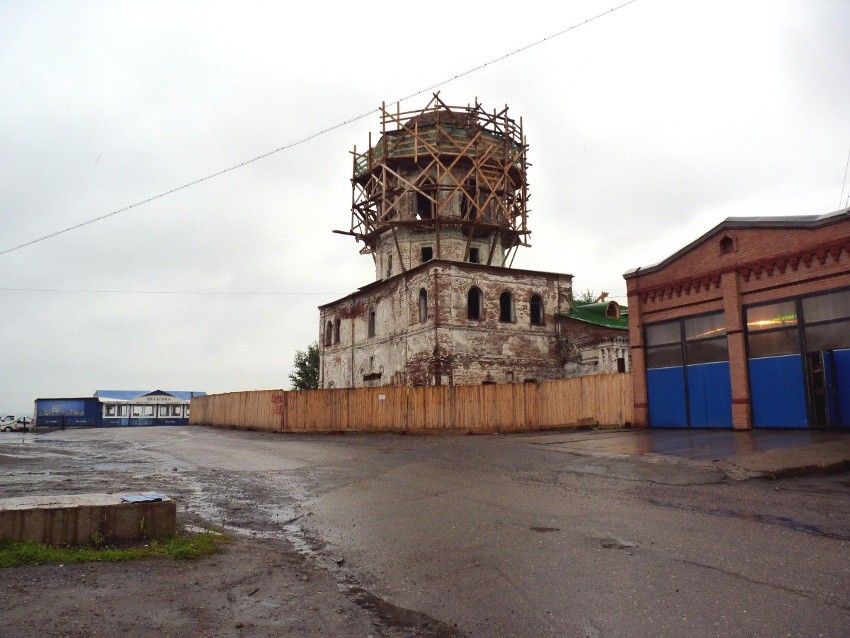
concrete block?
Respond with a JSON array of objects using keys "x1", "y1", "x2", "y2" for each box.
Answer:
[{"x1": 0, "y1": 493, "x2": 176, "y2": 545}]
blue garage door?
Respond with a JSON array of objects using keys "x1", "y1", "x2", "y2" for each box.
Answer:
[
  {"x1": 645, "y1": 313, "x2": 731, "y2": 428},
  {"x1": 748, "y1": 354, "x2": 808, "y2": 428},
  {"x1": 647, "y1": 366, "x2": 687, "y2": 427},
  {"x1": 747, "y1": 291, "x2": 850, "y2": 428},
  {"x1": 834, "y1": 349, "x2": 850, "y2": 427},
  {"x1": 746, "y1": 301, "x2": 806, "y2": 428},
  {"x1": 803, "y1": 289, "x2": 850, "y2": 428},
  {"x1": 687, "y1": 361, "x2": 733, "y2": 427}
]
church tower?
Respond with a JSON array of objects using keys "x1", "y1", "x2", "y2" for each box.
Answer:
[
  {"x1": 320, "y1": 95, "x2": 573, "y2": 389},
  {"x1": 342, "y1": 94, "x2": 530, "y2": 280}
]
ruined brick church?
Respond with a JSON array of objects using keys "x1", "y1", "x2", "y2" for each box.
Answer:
[{"x1": 319, "y1": 95, "x2": 623, "y2": 388}]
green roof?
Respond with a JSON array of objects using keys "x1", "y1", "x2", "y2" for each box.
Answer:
[{"x1": 557, "y1": 302, "x2": 629, "y2": 330}]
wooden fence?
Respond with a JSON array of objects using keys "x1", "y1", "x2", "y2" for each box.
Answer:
[{"x1": 190, "y1": 374, "x2": 633, "y2": 434}]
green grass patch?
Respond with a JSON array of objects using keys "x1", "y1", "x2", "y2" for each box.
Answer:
[{"x1": 0, "y1": 530, "x2": 229, "y2": 568}]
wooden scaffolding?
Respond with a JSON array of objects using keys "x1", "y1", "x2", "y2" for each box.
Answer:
[{"x1": 340, "y1": 93, "x2": 530, "y2": 266}]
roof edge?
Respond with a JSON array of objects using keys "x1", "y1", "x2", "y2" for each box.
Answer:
[
  {"x1": 319, "y1": 260, "x2": 574, "y2": 309},
  {"x1": 623, "y1": 206, "x2": 850, "y2": 278}
]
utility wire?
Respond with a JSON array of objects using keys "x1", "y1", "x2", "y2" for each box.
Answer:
[
  {"x1": 841, "y1": 143, "x2": 850, "y2": 209},
  {"x1": 0, "y1": 287, "x2": 343, "y2": 296},
  {"x1": 0, "y1": 0, "x2": 641, "y2": 258}
]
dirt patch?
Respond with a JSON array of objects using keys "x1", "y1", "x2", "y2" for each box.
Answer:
[{"x1": 0, "y1": 533, "x2": 460, "y2": 638}]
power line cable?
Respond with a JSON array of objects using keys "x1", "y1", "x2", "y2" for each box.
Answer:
[
  {"x1": 840, "y1": 143, "x2": 850, "y2": 209},
  {"x1": 0, "y1": 287, "x2": 344, "y2": 296},
  {"x1": 0, "y1": 0, "x2": 641, "y2": 258}
]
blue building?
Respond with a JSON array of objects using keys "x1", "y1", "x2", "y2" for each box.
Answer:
[{"x1": 34, "y1": 390, "x2": 206, "y2": 427}]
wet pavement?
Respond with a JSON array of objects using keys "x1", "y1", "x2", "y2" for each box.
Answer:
[
  {"x1": 2, "y1": 426, "x2": 849, "y2": 637},
  {"x1": 516, "y1": 429, "x2": 850, "y2": 461},
  {"x1": 521, "y1": 427, "x2": 849, "y2": 461}
]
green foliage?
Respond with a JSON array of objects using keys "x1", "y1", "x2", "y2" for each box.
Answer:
[
  {"x1": 289, "y1": 341, "x2": 320, "y2": 390},
  {"x1": 0, "y1": 531, "x2": 228, "y2": 568},
  {"x1": 572, "y1": 288, "x2": 599, "y2": 307}
]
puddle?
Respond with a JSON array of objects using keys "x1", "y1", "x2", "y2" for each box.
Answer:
[{"x1": 599, "y1": 537, "x2": 638, "y2": 550}]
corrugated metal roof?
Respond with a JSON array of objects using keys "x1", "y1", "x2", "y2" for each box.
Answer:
[{"x1": 558, "y1": 302, "x2": 629, "y2": 330}]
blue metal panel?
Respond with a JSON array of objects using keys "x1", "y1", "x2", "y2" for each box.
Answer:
[
  {"x1": 833, "y1": 348, "x2": 850, "y2": 428},
  {"x1": 687, "y1": 362, "x2": 733, "y2": 428},
  {"x1": 822, "y1": 352, "x2": 838, "y2": 426},
  {"x1": 65, "y1": 416, "x2": 97, "y2": 427},
  {"x1": 647, "y1": 367, "x2": 688, "y2": 427},
  {"x1": 749, "y1": 355, "x2": 808, "y2": 428}
]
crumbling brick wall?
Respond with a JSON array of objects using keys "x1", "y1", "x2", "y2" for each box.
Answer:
[{"x1": 319, "y1": 260, "x2": 573, "y2": 388}]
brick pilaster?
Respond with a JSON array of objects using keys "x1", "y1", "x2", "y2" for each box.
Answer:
[{"x1": 721, "y1": 270, "x2": 752, "y2": 430}]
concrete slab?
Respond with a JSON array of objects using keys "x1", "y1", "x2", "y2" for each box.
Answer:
[
  {"x1": 715, "y1": 437, "x2": 850, "y2": 479},
  {"x1": 0, "y1": 493, "x2": 176, "y2": 545},
  {"x1": 524, "y1": 429, "x2": 850, "y2": 479}
]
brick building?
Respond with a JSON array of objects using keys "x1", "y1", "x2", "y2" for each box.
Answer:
[
  {"x1": 557, "y1": 301, "x2": 631, "y2": 377},
  {"x1": 624, "y1": 207, "x2": 850, "y2": 429},
  {"x1": 319, "y1": 96, "x2": 579, "y2": 388}
]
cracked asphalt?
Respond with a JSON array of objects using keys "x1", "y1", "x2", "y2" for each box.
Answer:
[{"x1": 2, "y1": 426, "x2": 849, "y2": 637}]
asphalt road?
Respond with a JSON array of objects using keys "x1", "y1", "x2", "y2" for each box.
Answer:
[{"x1": 3, "y1": 426, "x2": 849, "y2": 637}]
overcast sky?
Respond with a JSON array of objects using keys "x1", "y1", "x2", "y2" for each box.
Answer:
[{"x1": 2, "y1": 1, "x2": 849, "y2": 413}]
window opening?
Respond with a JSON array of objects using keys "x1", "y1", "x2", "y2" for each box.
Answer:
[
  {"x1": 421, "y1": 246, "x2": 433, "y2": 262},
  {"x1": 368, "y1": 309, "x2": 376, "y2": 337},
  {"x1": 324, "y1": 320, "x2": 333, "y2": 346},
  {"x1": 468, "y1": 287, "x2": 483, "y2": 320},
  {"x1": 416, "y1": 191, "x2": 433, "y2": 219},
  {"x1": 468, "y1": 247, "x2": 480, "y2": 264},
  {"x1": 499, "y1": 292, "x2": 515, "y2": 323},
  {"x1": 334, "y1": 318, "x2": 341, "y2": 344},
  {"x1": 720, "y1": 235, "x2": 735, "y2": 255},
  {"x1": 419, "y1": 288, "x2": 428, "y2": 323},
  {"x1": 386, "y1": 253, "x2": 393, "y2": 278},
  {"x1": 530, "y1": 294, "x2": 544, "y2": 325}
]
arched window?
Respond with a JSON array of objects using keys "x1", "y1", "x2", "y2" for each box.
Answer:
[
  {"x1": 720, "y1": 235, "x2": 735, "y2": 255},
  {"x1": 499, "y1": 291, "x2": 515, "y2": 323},
  {"x1": 334, "y1": 318, "x2": 341, "y2": 344},
  {"x1": 530, "y1": 294, "x2": 544, "y2": 326},
  {"x1": 368, "y1": 308, "x2": 376, "y2": 337},
  {"x1": 419, "y1": 288, "x2": 428, "y2": 323},
  {"x1": 467, "y1": 286, "x2": 483, "y2": 320},
  {"x1": 324, "y1": 320, "x2": 333, "y2": 346}
]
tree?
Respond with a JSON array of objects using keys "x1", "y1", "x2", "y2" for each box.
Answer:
[
  {"x1": 289, "y1": 342, "x2": 319, "y2": 390},
  {"x1": 572, "y1": 288, "x2": 599, "y2": 307}
]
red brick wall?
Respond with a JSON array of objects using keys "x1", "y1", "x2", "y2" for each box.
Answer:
[{"x1": 626, "y1": 215, "x2": 850, "y2": 429}]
